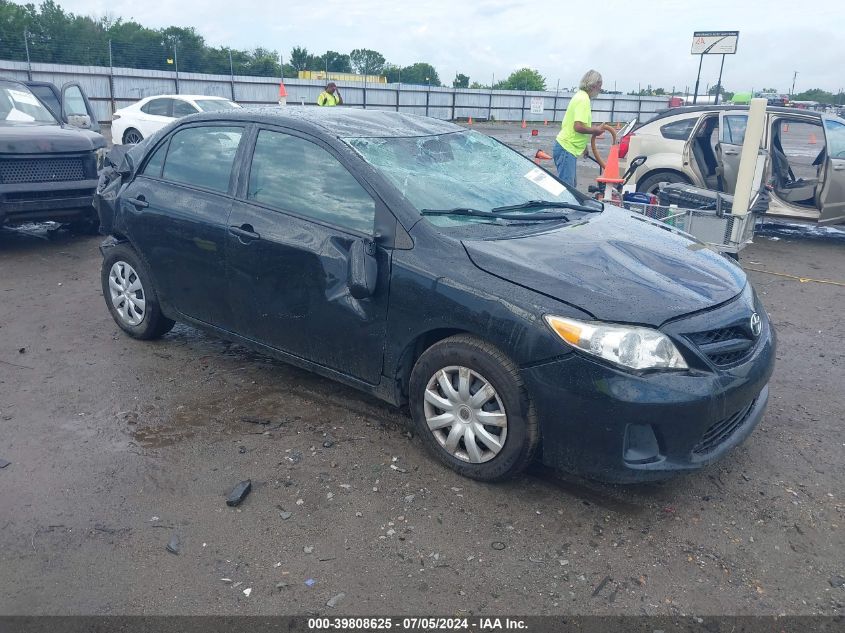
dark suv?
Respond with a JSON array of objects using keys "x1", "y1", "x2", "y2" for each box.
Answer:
[{"x1": 0, "y1": 79, "x2": 105, "y2": 231}]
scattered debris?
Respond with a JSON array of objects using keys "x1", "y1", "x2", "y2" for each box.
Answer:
[
  {"x1": 829, "y1": 575, "x2": 845, "y2": 589},
  {"x1": 276, "y1": 582, "x2": 289, "y2": 590},
  {"x1": 226, "y1": 480, "x2": 252, "y2": 507},
  {"x1": 243, "y1": 587, "x2": 252, "y2": 597},
  {"x1": 220, "y1": 578, "x2": 232, "y2": 583},
  {"x1": 238, "y1": 446, "x2": 248, "y2": 454},
  {"x1": 304, "y1": 546, "x2": 314, "y2": 554},
  {"x1": 305, "y1": 578, "x2": 316, "y2": 587},
  {"x1": 0, "y1": 458, "x2": 11, "y2": 469},
  {"x1": 323, "y1": 439, "x2": 334, "y2": 448},
  {"x1": 166, "y1": 533, "x2": 180, "y2": 555},
  {"x1": 279, "y1": 511, "x2": 293, "y2": 520},
  {"x1": 592, "y1": 575, "x2": 612, "y2": 597},
  {"x1": 326, "y1": 592, "x2": 346, "y2": 608},
  {"x1": 296, "y1": 499, "x2": 304, "y2": 506},
  {"x1": 491, "y1": 541, "x2": 506, "y2": 551},
  {"x1": 404, "y1": 494, "x2": 415, "y2": 504},
  {"x1": 390, "y1": 464, "x2": 407, "y2": 473},
  {"x1": 287, "y1": 450, "x2": 303, "y2": 464}
]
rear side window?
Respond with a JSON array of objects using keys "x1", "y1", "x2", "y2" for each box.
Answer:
[
  {"x1": 172, "y1": 100, "x2": 198, "y2": 117},
  {"x1": 141, "y1": 141, "x2": 168, "y2": 177},
  {"x1": 660, "y1": 118, "x2": 696, "y2": 141},
  {"x1": 141, "y1": 99, "x2": 171, "y2": 116},
  {"x1": 722, "y1": 115, "x2": 748, "y2": 145},
  {"x1": 247, "y1": 129, "x2": 375, "y2": 234},
  {"x1": 161, "y1": 126, "x2": 243, "y2": 193}
]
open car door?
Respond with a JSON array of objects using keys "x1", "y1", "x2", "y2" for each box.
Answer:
[
  {"x1": 717, "y1": 111, "x2": 747, "y2": 192},
  {"x1": 60, "y1": 82, "x2": 100, "y2": 132},
  {"x1": 818, "y1": 117, "x2": 845, "y2": 224}
]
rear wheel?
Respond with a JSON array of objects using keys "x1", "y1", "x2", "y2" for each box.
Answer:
[
  {"x1": 409, "y1": 335, "x2": 539, "y2": 481},
  {"x1": 101, "y1": 244, "x2": 174, "y2": 340},
  {"x1": 637, "y1": 171, "x2": 690, "y2": 195},
  {"x1": 122, "y1": 128, "x2": 144, "y2": 145}
]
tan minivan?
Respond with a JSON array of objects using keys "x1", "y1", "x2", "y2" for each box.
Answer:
[{"x1": 619, "y1": 105, "x2": 845, "y2": 224}]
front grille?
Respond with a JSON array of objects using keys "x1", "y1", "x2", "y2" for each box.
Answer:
[
  {"x1": 0, "y1": 158, "x2": 85, "y2": 184},
  {"x1": 692, "y1": 399, "x2": 756, "y2": 455},
  {"x1": 687, "y1": 325, "x2": 755, "y2": 367},
  {"x1": 4, "y1": 188, "x2": 94, "y2": 201}
]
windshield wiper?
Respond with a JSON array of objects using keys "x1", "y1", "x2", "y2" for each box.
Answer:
[
  {"x1": 421, "y1": 207, "x2": 570, "y2": 221},
  {"x1": 491, "y1": 200, "x2": 599, "y2": 213}
]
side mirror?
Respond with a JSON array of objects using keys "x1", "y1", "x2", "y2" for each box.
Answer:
[
  {"x1": 347, "y1": 238, "x2": 378, "y2": 300},
  {"x1": 66, "y1": 113, "x2": 92, "y2": 129}
]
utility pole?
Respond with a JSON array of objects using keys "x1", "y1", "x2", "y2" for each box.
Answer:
[
  {"x1": 791, "y1": 71, "x2": 798, "y2": 98},
  {"x1": 23, "y1": 30, "x2": 32, "y2": 80},
  {"x1": 174, "y1": 43, "x2": 180, "y2": 94},
  {"x1": 714, "y1": 54, "x2": 726, "y2": 105}
]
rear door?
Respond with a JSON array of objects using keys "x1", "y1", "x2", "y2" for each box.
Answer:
[
  {"x1": 120, "y1": 123, "x2": 247, "y2": 326},
  {"x1": 226, "y1": 126, "x2": 392, "y2": 383},
  {"x1": 60, "y1": 82, "x2": 100, "y2": 132},
  {"x1": 137, "y1": 98, "x2": 176, "y2": 137},
  {"x1": 717, "y1": 112, "x2": 747, "y2": 192},
  {"x1": 819, "y1": 117, "x2": 845, "y2": 224}
]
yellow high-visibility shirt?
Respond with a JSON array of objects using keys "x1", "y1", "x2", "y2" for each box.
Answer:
[
  {"x1": 556, "y1": 90, "x2": 592, "y2": 156},
  {"x1": 317, "y1": 91, "x2": 339, "y2": 106}
]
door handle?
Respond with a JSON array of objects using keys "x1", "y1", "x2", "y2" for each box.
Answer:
[
  {"x1": 833, "y1": 164, "x2": 845, "y2": 171},
  {"x1": 229, "y1": 224, "x2": 260, "y2": 241},
  {"x1": 723, "y1": 149, "x2": 739, "y2": 156},
  {"x1": 127, "y1": 196, "x2": 149, "y2": 208}
]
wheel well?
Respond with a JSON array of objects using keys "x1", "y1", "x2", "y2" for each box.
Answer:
[
  {"x1": 393, "y1": 328, "x2": 469, "y2": 404},
  {"x1": 122, "y1": 127, "x2": 141, "y2": 141}
]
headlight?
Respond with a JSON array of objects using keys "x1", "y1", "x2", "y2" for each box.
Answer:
[{"x1": 544, "y1": 315, "x2": 688, "y2": 371}]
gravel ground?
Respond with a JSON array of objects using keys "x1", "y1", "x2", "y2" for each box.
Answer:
[{"x1": 0, "y1": 160, "x2": 843, "y2": 616}]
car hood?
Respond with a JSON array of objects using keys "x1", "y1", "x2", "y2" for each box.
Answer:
[
  {"x1": 462, "y1": 205, "x2": 746, "y2": 326},
  {"x1": 0, "y1": 123, "x2": 105, "y2": 154}
]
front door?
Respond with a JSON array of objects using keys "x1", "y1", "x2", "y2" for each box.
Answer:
[
  {"x1": 819, "y1": 117, "x2": 845, "y2": 224},
  {"x1": 122, "y1": 123, "x2": 246, "y2": 326},
  {"x1": 226, "y1": 127, "x2": 391, "y2": 384},
  {"x1": 717, "y1": 112, "x2": 747, "y2": 192}
]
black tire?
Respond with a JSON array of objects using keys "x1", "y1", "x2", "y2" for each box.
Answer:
[
  {"x1": 101, "y1": 243, "x2": 175, "y2": 340},
  {"x1": 122, "y1": 128, "x2": 144, "y2": 145},
  {"x1": 409, "y1": 335, "x2": 539, "y2": 481},
  {"x1": 636, "y1": 171, "x2": 690, "y2": 195}
]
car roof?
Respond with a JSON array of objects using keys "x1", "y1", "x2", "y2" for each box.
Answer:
[
  {"x1": 645, "y1": 104, "x2": 824, "y2": 125},
  {"x1": 184, "y1": 106, "x2": 463, "y2": 138},
  {"x1": 141, "y1": 94, "x2": 231, "y2": 101}
]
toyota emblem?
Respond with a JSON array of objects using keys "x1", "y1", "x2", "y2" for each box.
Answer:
[{"x1": 750, "y1": 313, "x2": 762, "y2": 337}]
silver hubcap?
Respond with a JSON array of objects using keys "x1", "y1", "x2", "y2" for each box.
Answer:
[
  {"x1": 125, "y1": 131, "x2": 142, "y2": 144},
  {"x1": 108, "y1": 261, "x2": 146, "y2": 326},
  {"x1": 423, "y1": 366, "x2": 508, "y2": 464}
]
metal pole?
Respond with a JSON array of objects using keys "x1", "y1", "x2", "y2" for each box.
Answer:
[
  {"x1": 451, "y1": 87, "x2": 456, "y2": 121},
  {"x1": 23, "y1": 30, "x2": 32, "y2": 80},
  {"x1": 553, "y1": 78, "x2": 559, "y2": 122},
  {"x1": 108, "y1": 39, "x2": 115, "y2": 114},
  {"x1": 395, "y1": 81, "x2": 400, "y2": 113},
  {"x1": 714, "y1": 54, "x2": 725, "y2": 105},
  {"x1": 692, "y1": 53, "x2": 704, "y2": 104},
  {"x1": 174, "y1": 44, "x2": 179, "y2": 94},
  {"x1": 229, "y1": 49, "x2": 235, "y2": 101},
  {"x1": 425, "y1": 82, "x2": 430, "y2": 117},
  {"x1": 790, "y1": 71, "x2": 798, "y2": 98}
]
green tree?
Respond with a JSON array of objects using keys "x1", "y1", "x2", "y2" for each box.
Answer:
[
  {"x1": 313, "y1": 50, "x2": 351, "y2": 73},
  {"x1": 496, "y1": 68, "x2": 545, "y2": 91},
  {"x1": 349, "y1": 48, "x2": 385, "y2": 75},
  {"x1": 469, "y1": 81, "x2": 488, "y2": 89},
  {"x1": 453, "y1": 73, "x2": 470, "y2": 88},
  {"x1": 793, "y1": 88, "x2": 836, "y2": 104},
  {"x1": 382, "y1": 64, "x2": 401, "y2": 83},
  {"x1": 289, "y1": 46, "x2": 311, "y2": 71},
  {"x1": 399, "y1": 62, "x2": 440, "y2": 86}
]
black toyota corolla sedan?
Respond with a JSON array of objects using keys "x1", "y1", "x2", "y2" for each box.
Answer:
[{"x1": 95, "y1": 107, "x2": 775, "y2": 483}]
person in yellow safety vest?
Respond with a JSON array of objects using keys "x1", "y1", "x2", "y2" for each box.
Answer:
[
  {"x1": 553, "y1": 70, "x2": 605, "y2": 188},
  {"x1": 317, "y1": 82, "x2": 343, "y2": 106}
]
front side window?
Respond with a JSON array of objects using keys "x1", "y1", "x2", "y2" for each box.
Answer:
[
  {"x1": 141, "y1": 99, "x2": 172, "y2": 116},
  {"x1": 161, "y1": 126, "x2": 243, "y2": 192},
  {"x1": 0, "y1": 84, "x2": 56, "y2": 124},
  {"x1": 660, "y1": 118, "x2": 697, "y2": 141},
  {"x1": 247, "y1": 130, "x2": 375, "y2": 234},
  {"x1": 63, "y1": 85, "x2": 88, "y2": 117},
  {"x1": 825, "y1": 118, "x2": 845, "y2": 159},
  {"x1": 722, "y1": 115, "x2": 748, "y2": 145},
  {"x1": 172, "y1": 100, "x2": 199, "y2": 117}
]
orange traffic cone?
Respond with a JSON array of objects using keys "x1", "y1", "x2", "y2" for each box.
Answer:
[
  {"x1": 809, "y1": 132, "x2": 817, "y2": 144},
  {"x1": 468, "y1": 116, "x2": 473, "y2": 125},
  {"x1": 783, "y1": 123, "x2": 789, "y2": 133},
  {"x1": 544, "y1": 119, "x2": 548, "y2": 126},
  {"x1": 278, "y1": 81, "x2": 287, "y2": 105},
  {"x1": 521, "y1": 120, "x2": 527, "y2": 129},
  {"x1": 596, "y1": 145, "x2": 625, "y2": 185},
  {"x1": 535, "y1": 149, "x2": 552, "y2": 160}
]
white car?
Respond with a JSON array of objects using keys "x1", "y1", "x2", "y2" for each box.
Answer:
[{"x1": 111, "y1": 95, "x2": 241, "y2": 145}]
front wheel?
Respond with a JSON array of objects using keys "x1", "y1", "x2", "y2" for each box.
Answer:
[
  {"x1": 101, "y1": 244, "x2": 175, "y2": 340},
  {"x1": 409, "y1": 335, "x2": 539, "y2": 481}
]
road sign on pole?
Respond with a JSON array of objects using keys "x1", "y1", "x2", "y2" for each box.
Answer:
[{"x1": 530, "y1": 96, "x2": 544, "y2": 115}]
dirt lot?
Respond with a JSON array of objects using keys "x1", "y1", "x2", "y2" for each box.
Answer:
[{"x1": 1, "y1": 224, "x2": 844, "y2": 615}]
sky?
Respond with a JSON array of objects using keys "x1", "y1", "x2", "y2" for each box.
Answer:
[{"x1": 39, "y1": 0, "x2": 844, "y2": 94}]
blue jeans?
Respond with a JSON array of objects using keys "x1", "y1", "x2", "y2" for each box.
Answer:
[{"x1": 553, "y1": 143, "x2": 577, "y2": 188}]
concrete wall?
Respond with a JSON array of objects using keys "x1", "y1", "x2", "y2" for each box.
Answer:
[{"x1": 1, "y1": 59, "x2": 671, "y2": 124}]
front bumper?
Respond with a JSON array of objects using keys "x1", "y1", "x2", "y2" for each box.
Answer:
[
  {"x1": 0, "y1": 179, "x2": 98, "y2": 225},
  {"x1": 522, "y1": 302, "x2": 776, "y2": 483}
]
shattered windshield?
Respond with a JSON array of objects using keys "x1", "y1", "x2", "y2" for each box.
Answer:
[
  {"x1": 0, "y1": 84, "x2": 57, "y2": 124},
  {"x1": 346, "y1": 130, "x2": 586, "y2": 226}
]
